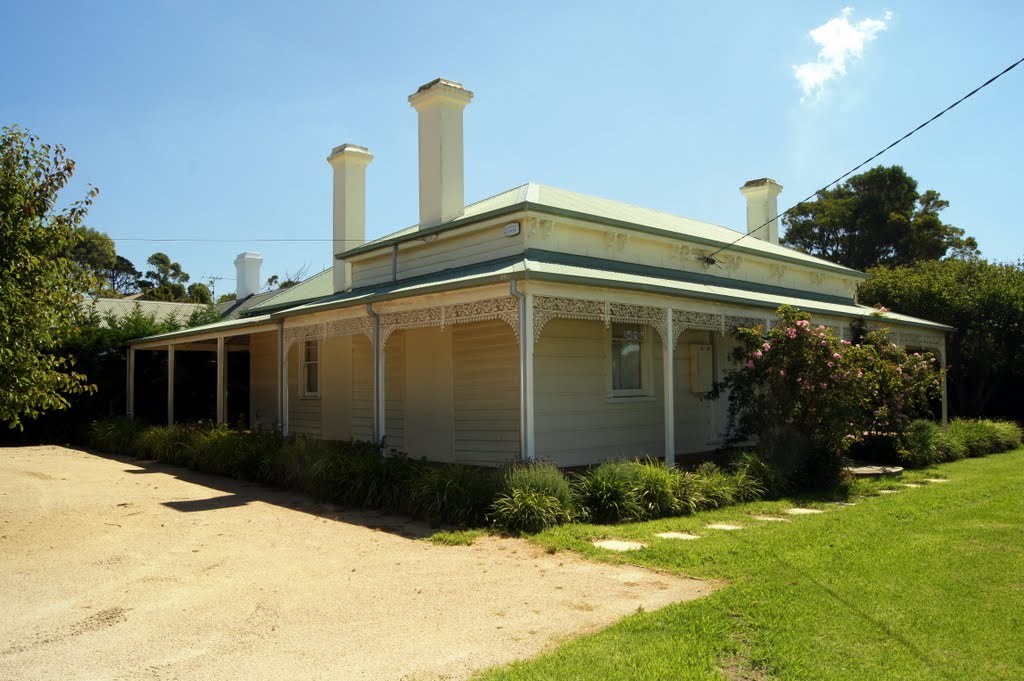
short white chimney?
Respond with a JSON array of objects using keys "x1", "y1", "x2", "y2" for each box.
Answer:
[
  {"x1": 739, "y1": 178, "x2": 783, "y2": 245},
  {"x1": 327, "y1": 143, "x2": 374, "y2": 293},
  {"x1": 234, "y1": 251, "x2": 263, "y2": 299},
  {"x1": 408, "y1": 78, "x2": 474, "y2": 230}
]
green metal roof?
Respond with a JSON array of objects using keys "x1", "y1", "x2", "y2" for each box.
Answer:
[
  {"x1": 347, "y1": 182, "x2": 868, "y2": 279},
  {"x1": 246, "y1": 268, "x2": 334, "y2": 314}
]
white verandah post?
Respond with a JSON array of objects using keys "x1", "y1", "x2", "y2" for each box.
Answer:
[
  {"x1": 663, "y1": 308, "x2": 675, "y2": 467},
  {"x1": 520, "y1": 290, "x2": 536, "y2": 461},
  {"x1": 278, "y1": 323, "x2": 289, "y2": 436}
]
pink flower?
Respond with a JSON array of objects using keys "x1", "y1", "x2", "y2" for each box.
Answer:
[
  {"x1": 833, "y1": 353, "x2": 842, "y2": 360},
  {"x1": 746, "y1": 360, "x2": 755, "y2": 369},
  {"x1": 796, "y1": 320, "x2": 810, "y2": 328},
  {"x1": 763, "y1": 342, "x2": 772, "y2": 351},
  {"x1": 779, "y1": 369, "x2": 786, "y2": 377},
  {"x1": 753, "y1": 350, "x2": 763, "y2": 359},
  {"x1": 820, "y1": 340, "x2": 828, "y2": 347},
  {"x1": 857, "y1": 371, "x2": 863, "y2": 378},
  {"x1": 840, "y1": 340, "x2": 851, "y2": 346},
  {"x1": 786, "y1": 328, "x2": 797, "y2": 339}
]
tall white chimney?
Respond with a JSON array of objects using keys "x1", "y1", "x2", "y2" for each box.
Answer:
[
  {"x1": 739, "y1": 178, "x2": 783, "y2": 245},
  {"x1": 234, "y1": 251, "x2": 263, "y2": 299},
  {"x1": 327, "y1": 143, "x2": 373, "y2": 293},
  {"x1": 408, "y1": 78, "x2": 474, "y2": 230}
]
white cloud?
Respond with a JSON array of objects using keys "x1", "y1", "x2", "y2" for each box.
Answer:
[{"x1": 794, "y1": 7, "x2": 894, "y2": 102}]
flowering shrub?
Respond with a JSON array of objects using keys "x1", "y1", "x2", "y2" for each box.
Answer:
[{"x1": 713, "y1": 306, "x2": 942, "y2": 492}]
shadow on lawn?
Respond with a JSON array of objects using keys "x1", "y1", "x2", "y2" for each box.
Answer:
[{"x1": 89, "y1": 449, "x2": 437, "y2": 540}]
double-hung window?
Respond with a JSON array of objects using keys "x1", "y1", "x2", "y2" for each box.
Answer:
[
  {"x1": 302, "y1": 339, "x2": 320, "y2": 397},
  {"x1": 610, "y1": 322, "x2": 646, "y2": 396}
]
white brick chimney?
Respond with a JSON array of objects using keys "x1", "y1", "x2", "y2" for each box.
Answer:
[
  {"x1": 739, "y1": 178, "x2": 783, "y2": 245},
  {"x1": 408, "y1": 78, "x2": 474, "y2": 230},
  {"x1": 327, "y1": 143, "x2": 373, "y2": 293},
  {"x1": 234, "y1": 251, "x2": 263, "y2": 299}
]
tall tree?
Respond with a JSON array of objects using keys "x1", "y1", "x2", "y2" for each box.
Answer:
[
  {"x1": 0, "y1": 126, "x2": 95, "y2": 428},
  {"x1": 859, "y1": 259, "x2": 1024, "y2": 417},
  {"x1": 105, "y1": 255, "x2": 142, "y2": 296},
  {"x1": 782, "y1": 165, "x2": 978, "y2": 270},
  {"x1": 137, "y1": 251, "x2": 191, "y2": 301},
  {"x1": 67, "y1": 226, "x2": 116, "y2": 294}
]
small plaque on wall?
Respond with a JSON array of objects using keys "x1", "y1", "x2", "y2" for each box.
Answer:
[{"x1": 503, "y1": 222, "x2": 521, "y2": 237}]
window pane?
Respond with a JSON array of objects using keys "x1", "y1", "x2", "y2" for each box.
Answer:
[
  {"x1": 304, "y1": 341, "x2": 318, "y2": 362},
  {"x1": 305, "y1": 362, "x2": 318, "y2": 394},
  {"x1": 612, "y1": 324, "x2": 643, "y2": 391}
]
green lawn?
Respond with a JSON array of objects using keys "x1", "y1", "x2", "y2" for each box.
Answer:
[{"x1": 477, "y1": 450, "x2": 1024, "y2": 680}]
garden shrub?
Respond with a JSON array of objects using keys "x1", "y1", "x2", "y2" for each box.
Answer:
[
  {"x1": 714, "y1": 306, "x2": 942, "y2": 492},
  {"x1": 489, "y1": 462, "x2": 575, "y2": 533},
  {"x1": 631, "y1": 459, "x2": 683, "y2": 519},
  {"x1": 489, "y1": 488, "x2": 567, "y2": 535},
  {"x1": 991, "y1": 420, "x2": 1023, "y2": 451},
  {"x1": 409, "y1": 463, "x2": 497, "y2": 526},
  {"x1": 572, "y1": 461, "x2": 645, "y2": 524},
  {"x1": 728, "y1": 454, "x2": 770, "y2": 502},
  {"x1": 88, "y1": 416, "x2": 145, "y2": 456}
]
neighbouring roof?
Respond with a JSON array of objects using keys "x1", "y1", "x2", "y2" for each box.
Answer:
[
  {"x1": 85, "y1": 298, "x2": 205, "y2": 326},
  {"x1": 346, "y1": 182, "x2": 869, "y2": 279},
  {"x1": 216, "y1": 269, "x2": 334, "y2": 320}
]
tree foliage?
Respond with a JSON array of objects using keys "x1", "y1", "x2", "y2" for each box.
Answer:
[
  {"x1": 136, "y1": 251, "x2": 211, "y2": 303},
  {"x1": 782, "y1": 165, "x2": 978, "y2": 271},
  {"x1": 859, "y1": 259, "x2": 1024, "y2": 417},
  {"x1": 0, "y1": 126, "x2": 96, "y2": 428},
  {"x1": 714, "y1": 306, "x2": 941, "y2": 492}
]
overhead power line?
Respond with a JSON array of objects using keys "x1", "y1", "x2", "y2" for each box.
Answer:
[{"x1": 704, "y1": 54, "x2": 1024, "y2": 264}]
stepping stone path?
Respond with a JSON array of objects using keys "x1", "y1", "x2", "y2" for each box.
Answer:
[
  {"x1": 878, "y1": 489, "x2": 899, "y2": 494},
  {"x1": 706, "y1": 523, "x2": 743, "y2": 531},
  {"x1": 831, "y1": 502, "x2": 856, "y2": 507},
  {"x1": 924, "y1": 478, "x2": 949, "y2": 483},
  {"x1": 846, "y1": 464, "x2": 904, "y2": 478},
  {"x1": 785, "y1": 508, "x2": 824, "y2": 515},
  {"x1": 592, "y1": 540, "x2": 645, "y2": 552},
  {"x1": 752, "y1": 515, "x2": 789, "y2": 522},
  {"x1": 655, "y1": 532, "x2": 700, "y2": 540},
  {"x1": 904, "y1": 483, "x2": 922, "y2": 488}
]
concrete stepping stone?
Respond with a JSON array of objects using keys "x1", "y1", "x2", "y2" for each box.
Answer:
[
  {"x1": 923, "y1": 478, "x2": 949, "y2": 483},
  {"x1": 592, "y1": 540, "x2": 645, "y2": 552},
  {"x1": 845, "y1": 464, "x2": 903, "y2": 478},
  {"x1": 751, "y1": 515, "x2": 790, "y2": 522},
  {"x1": 785, "y1": 508, "x2": 824, "y2": 515},
  {"x1": 831, "y1": 502, "x2": 856, "y2": 507},
  {"x1": 655, "y1": 532, "x2": 700, "y2": 540},
  {"x1": 706, "y1": 523, "x2": 743, "y2": 531},
  {"x1": 903, "y1": 483, "x2": 922, "y2": 488},
  {"x1": 877, "y1": 489, "x2": 899, "y2": 494}
]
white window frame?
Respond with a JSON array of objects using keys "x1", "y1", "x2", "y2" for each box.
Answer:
[
  {"x1": 301, "y1": 339, "x2": 321, "y2": 398},
  {"x1": 607, "y1": 322, "x2": 652, "y2": 399}
]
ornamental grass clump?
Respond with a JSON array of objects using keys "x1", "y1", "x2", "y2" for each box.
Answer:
[
  {"x1": 572, "y1": 461, "x2": 645, "y2": 524},
  {"x1": 714, "y1": 306, "x2": 942, "y2": 492},
  {"x1": 489, "y1": 462, "x2": 574, "y2": 533}
]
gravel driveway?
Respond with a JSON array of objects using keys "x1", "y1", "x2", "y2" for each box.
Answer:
[{"x1": 0, "y1": 445, "x2": 713, "y2": 680}]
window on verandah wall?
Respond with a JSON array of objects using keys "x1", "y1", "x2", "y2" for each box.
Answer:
[
  {"x1": 302, "y1": 339, "x2": 320, "y2": 397},
  {"x1": 611, "y1": 322, "x2": 645, "y2": 396}
]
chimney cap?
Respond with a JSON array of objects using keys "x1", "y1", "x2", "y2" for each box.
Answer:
[
  {"x1": 740, "y1": 177, "x2": 783, "y2": 191},
  {"x1": 328, "y1": 143, "x2": 373, "y2": 164},
  {"x1": 234, "y1": 251, "x2": 263, "y2": 263},
  {"x1": 408, "y1": 77, "x2": 474, "y2": 109}
]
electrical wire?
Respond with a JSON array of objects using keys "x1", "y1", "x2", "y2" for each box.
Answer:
[{"x1": 704, "y1": 54, "x2": 1024, "y2": 264}]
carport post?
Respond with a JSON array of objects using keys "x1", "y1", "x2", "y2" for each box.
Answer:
[
  {"x1": 663, "y1": 308, "x2": 675, "y2": 467},
  {"x1": 216, "y1": 336, "x2": 226, "y2": 424},
  {"x1": 127, "y1": 346, "x2": 136, "y2": 419},
  {"x1": 167, "y1": 344, "x2": 175, "y2": 425}
]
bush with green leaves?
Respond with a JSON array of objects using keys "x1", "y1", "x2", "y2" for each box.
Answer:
[
  {"x1": 489, "y1": 462, "x2": 574, "y2": 534},
  {"x1": 714, "y1": 306, "x2": 942, "y2": 492},
  {"x1": 572, "y1": 461, "x2": 645, "y2": 524},
  {"x1": 409, "y1": 463, "x2": 498, "y2": 526}
]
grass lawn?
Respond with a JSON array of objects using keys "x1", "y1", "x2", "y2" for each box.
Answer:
[{"x1": 476, "y1": 450, "x2": 1024, "y2": 680}]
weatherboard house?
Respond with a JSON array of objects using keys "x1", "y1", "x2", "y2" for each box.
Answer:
[{"x1": 128, "y1": 78, "x2": 949, "y2": 467}]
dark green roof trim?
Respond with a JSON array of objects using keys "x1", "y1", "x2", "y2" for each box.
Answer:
[
  {"x1": 339, "y1": 200, "x2": 868, "y2": 280},
  {"x1": 524, "y1": 249, "x2": 857, "y2": 307}
]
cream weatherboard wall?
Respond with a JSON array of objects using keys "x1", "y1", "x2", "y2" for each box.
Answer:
[
  {"x1": 534, "y1": 318, "x2": 666, "y2": 467},
  {"x1": 321, "y1": 335, "x2": 354, "y2": 441},
  {"x1": 401, "y1": 327, "x2": 455, "y2": 460},
  {"x1": 287, "y1": 342, "x2": 321, "y2": 438},
  {"x1": 451, "y1": 319, "x2": 520, "y2": 465},
  {"x1": 249, "y1": 331, "x2": 278, "y2": 432}
]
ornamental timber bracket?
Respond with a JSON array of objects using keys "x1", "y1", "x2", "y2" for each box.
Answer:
[{"x1": 379, "y1": 297, "x2": 520, "y2": 347}]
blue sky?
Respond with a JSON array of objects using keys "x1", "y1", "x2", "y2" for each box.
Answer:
[{"x1": 5, "y1": 1, "x2": 1022, "y2": 296}]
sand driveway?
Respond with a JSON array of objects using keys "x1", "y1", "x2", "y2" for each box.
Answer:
[{"x1": 0, "y1": 445, "x2": 713, "y2": 680}]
